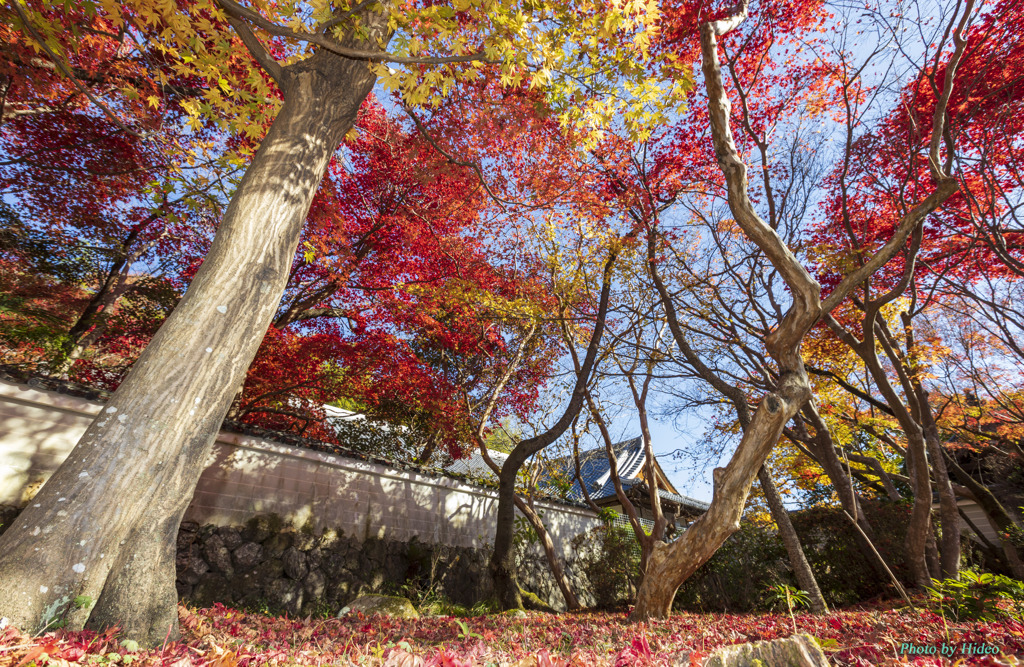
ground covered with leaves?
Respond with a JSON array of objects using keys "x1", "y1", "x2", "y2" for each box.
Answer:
[{"x1": 0, "y1": 602, "x2": 1021, "y2": 667}]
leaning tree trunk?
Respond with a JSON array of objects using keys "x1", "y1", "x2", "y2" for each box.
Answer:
[
  {"x1": 515, "y1": 496, "x2": 581, "y2": 611},
  {"x1": 799, "y1": 407, "x2": 898, "y2": 582},
  {"x1": 0, "y1": 42, "x2": 384, "y2": 643},
  {"x1": 758, "y1": 466, "x2": 828, "y2": 614}
]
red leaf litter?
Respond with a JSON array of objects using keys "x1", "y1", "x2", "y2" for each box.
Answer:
[{"x1": 1, "y1": 601, "x2": 1021, "y2": 667}]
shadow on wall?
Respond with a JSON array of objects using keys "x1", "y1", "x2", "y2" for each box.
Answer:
[{"x1": 0, "y1": 390, "x2": 103, "y2": 506}]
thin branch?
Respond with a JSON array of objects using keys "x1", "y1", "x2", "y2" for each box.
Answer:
[
  {"x1": 224, "y1": 13, "x2": 286, "y2": 87},
  {"x1": 402, "y1": 104, "x2": 509, "y2": 212},
  {"x1": 217, "y1": 0, "x2": 494, "y2": 65},
  {"x1": 11, "y1": 3, "x2": 150, "y2": 139}
]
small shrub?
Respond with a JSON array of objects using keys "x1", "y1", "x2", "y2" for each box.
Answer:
[
  {"x1": 763, "y1": 584, "x2": 811, "y2": 612},
  {"x1": 926, "y1": 571, "x2": 1024, "y2": 622},
  {"x1": 673, "y1": 523, "x2": 788, "y2": 612}
]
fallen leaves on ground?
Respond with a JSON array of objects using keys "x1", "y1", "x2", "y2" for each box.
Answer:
[{"x1": 0, "y1": 599, "x2": 1022, "y2": 667}]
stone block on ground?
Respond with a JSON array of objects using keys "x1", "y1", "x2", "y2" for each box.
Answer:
[
  {"x1": 303, "y1": 569, "x2": 326, "y2": 599},
  {"x1": 293, "y1": 531, "x2": 317, "y2": 551},
  {"x1": 702, "y1": 634, "x2": 829, "y2": 667},
  {"x1": 263, "y1": 532, "x2": 293, "y2": 559},
  {"x1": 337, "y1": 595, "x2": 419, "y2": 619}
]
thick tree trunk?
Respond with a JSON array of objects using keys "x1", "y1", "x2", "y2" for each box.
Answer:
[
  {"x1": 631, "y1": 8, "x2": 823, "y2": 621},
  {"x1": 0, "y1": 43, "x2": 382, "y2": 643},
  {"x1": 758, "y1": 466, "x2": 828, "y2": 614},
  {"x1": 629, "y1": 386, "x2": 810, "y2": 620}
]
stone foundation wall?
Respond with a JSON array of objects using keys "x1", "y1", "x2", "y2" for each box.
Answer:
[{"x1": 175, "y1": 515, "x2": 595, "y2": 615}]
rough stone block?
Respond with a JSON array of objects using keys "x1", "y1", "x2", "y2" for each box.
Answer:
[
  {"x1": 303, "y1": 568, "x2": 326, "y2": 599},
  {"x1": 306, "y1": 547, "x2": 323, "y2": 572},
  {"x1": 283, "y1": 547, "x2": 309, "y2": 580},
  {"x1": 232, "y1": 542, "x2": 264, "y2": 571},
  {"x1": 293, "y1": 531, "x2": 317, "y2": 552},
  {"x1": 177, "y1": 555, "x2": 209, "y2": 586},
  {"x1": 702, "y1": 634, "x2": 829, "y2": 667},
  {"x1": 255, "y1": 558, "x2": 285, "y2": 585},
  {"x1": 267, "y1": 578, "x2": 304, "y2": 616},
  {"x1": 193, "y1": 573, "x2": 235, "y2": 608},
  {"x1": 217, "y1": 526, "x2": 243, "y2": 550},
  {"x1": 338, "y1": 595, "x2": 419, "y2": 619},
  {"x1": 176, "y1": 529, "x2": 197, "y2": 552}
]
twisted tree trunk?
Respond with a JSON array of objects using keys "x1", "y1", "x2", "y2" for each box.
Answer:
[
  {"x1": 489, "y1": 251, "x2": 619, "y2": 609},
  {"x1": 631, "y1": 10, "x2": 822, "y2": 619},
  {"x1": 632, "y1": 0, "x2": 967, "y2": 617}
]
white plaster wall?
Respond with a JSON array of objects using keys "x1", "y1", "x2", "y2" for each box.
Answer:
[{"x1": 0, "y1": 379, "x2": 600, "y2": 558}]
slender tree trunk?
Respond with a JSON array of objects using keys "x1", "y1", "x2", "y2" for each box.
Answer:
[
  {"x1": 757, "y1": 466, "x2": 828, "y2": 614},
  {"x1": 51, "y1": 217, "x2": 165, "y2": 377},
  {"x1": 903, "y1": 431, "x2": 935, "y2": 586},
  {"x1": 0, "y1": 42, "x2": 383, "y2": 644},
  {"x1": 797, "y1": 407, "x2": 896, "y2": 581},
  {"x1": 917, "y1": 386, "x2": 961, "y2": 578},
  {"x1": 52, "y1": 263, "x2": 128, "y2": 377},
  {"x1": 489, "y1": 252, "x2": 618, "y2": 609},
  {"x1": 515, "y1": 496, "x2": 581, "y2": 611}
]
